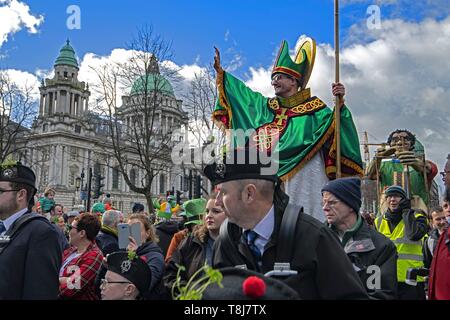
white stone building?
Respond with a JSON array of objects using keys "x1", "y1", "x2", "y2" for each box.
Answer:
[{"x1": 19, "y1": 40, "x2": 205, "y2": 212}]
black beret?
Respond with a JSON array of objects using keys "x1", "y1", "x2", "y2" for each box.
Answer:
[
  {"x1": 202, "y1": 267, "x2": 300, "y2": 300},
  {"x1": 106, "y1": 252, "x2": 151, "y2": 294},
  {"x1": 203, "y1": 148, "x2": 279, "y2": 186},
  {"x1": 0, "y1": 162, "x2": 36, "y2": 190}
]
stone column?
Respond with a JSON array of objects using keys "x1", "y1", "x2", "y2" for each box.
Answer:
[
  {"x1": 39, "y1": 94, "x2": 44, "y2": 115},
  {"x1": 78, "y1": 96, "x2": 82, "y2": 117},
  {"x1": 54, "y1": 91, "x2": 58, "y2": 114},
  {"x1": 61, "y1": 145, "x2": 65, "y2": 185},
  {"x1": 70, "y1": 92, "x2": 75, "y2": 115},
  {"x1": 49, "y1": 145, "x2": 56, "y2": 185},
  {"x1": 64, "y1": 90, "x2": 70, "y2": 114}
]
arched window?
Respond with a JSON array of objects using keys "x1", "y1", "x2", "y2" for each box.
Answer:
[{"x1": 112, "y1": 167, "x2": 120, "y2": 190}]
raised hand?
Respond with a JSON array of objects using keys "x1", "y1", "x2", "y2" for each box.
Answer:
[{"x1": 213, "y1": 46, "x2": 223, "y2": 73}]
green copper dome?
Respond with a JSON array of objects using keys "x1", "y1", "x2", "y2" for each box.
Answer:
[
  {"x1": 54, "y1": 39, "x2": 79, "y2": 69},
  {"x1": 130, "y1": 73, "x2": 175, "y2": 97}
]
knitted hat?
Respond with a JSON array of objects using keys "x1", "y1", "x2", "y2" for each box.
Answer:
[
  {"x1": 384, "y1": 185, "x2": 407, "y2": 199},
  {"x1": 321, "y1": 177, "x2": 362, "y2": 214}
]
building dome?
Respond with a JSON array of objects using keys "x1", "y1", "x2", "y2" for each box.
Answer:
[
  {"x1": 54, "y1": 39, "x2": 79, "y2": 69},
  {"x1": 130, "y1": 73, "x2": 175, "y2": 97}
]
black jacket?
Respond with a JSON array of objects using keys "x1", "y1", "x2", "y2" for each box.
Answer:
[
  {"x1": 136, "y1": 241, "x2": 166, "y2": 299},
  {"x1": 164, "y1": 234, "x2": 209, "y2": 293},
  {"x1": 423, "y1": 228, "x2": 441, "y2": 269},
  {"x1": 155, "y1": 221, "x2": 180, "y2": 257},
  {"x1": 95, "y1": 228, "x2": 119, "y2": 256},
  {"x1": 330, "y1": 218, "x2": 398, "y2": 300},
  {"x1": 0, "y1": 212, "x2": 62, "y2": 299},
  {"x1": 212, "y1": 191, "x2": 369, "y2": 299}
]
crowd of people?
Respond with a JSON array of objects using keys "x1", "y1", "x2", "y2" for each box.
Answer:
[{"x1": 1, "y1": 37, "x2": 449, "y2": 300}]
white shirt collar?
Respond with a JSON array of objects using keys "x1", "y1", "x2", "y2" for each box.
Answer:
[
  {"x1": 1, "y1": 207, "x2": 28, "y2": 233},
  {"x1": 251, "y1": 205, "x2": 275, "y2": 241}
]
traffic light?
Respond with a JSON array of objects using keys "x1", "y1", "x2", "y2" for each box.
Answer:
[{"x1": 93, "y1": 174, "x2": 105, "y2": 199}]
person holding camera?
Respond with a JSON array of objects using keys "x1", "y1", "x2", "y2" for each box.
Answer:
[{"x1": 375, "y1": 185, "x2": 428, "y2": 299}]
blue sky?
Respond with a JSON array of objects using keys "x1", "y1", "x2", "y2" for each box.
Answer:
[
  {"x1": 1, "y1": 0, "x2": 450, "y2": 172},
  {"x1": 0, "y1": 0, "x2": 427, "y2": 77}
]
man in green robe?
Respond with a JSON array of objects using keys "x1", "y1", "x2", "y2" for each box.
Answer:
[{"x1": 212, "y1": 38, "x2": 363, "y2": 220}]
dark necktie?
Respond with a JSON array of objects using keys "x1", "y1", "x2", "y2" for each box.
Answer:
[
  {"x1": 245, "y1": 230, "x2": 262, "y2": 262},
  {"x1": 0, "y1": 221, "x2": 6, "y2": 235}
]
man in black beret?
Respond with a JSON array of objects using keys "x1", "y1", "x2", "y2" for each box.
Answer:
[
  {"x1": 322, "y1": 177, "x2": 398, "y2": 299},
  {"x1": 204, "y1": 148, "x2": 369, "y2": 299},
  {"x1": 101, "y1": 251, "x2": 151, "y2": 300},
  {"x1": 0, "y1": 160, "x2": 62, "y2": 299}
]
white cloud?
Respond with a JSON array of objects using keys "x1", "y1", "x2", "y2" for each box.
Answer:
[
  {"x1": 2, "y1": 68, "x2": 39, "y2": 99},
  {"x1": 0, "y1": 0, "x2": 43, "y2": 47},
  {"x1": 241, "y1": 16, "x2": 450, "y2": 168}
]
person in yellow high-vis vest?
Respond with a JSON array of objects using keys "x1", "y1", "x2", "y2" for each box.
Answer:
[{"x1": 375, "y1": 185, "x2": 428, "y2": 300}]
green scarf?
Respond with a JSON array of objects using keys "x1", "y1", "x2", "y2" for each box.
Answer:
[{"x1": 101, "y1": 225, "x2": 118, "y2": 237}]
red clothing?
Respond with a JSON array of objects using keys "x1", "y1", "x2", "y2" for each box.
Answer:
[
  {"x1": 165, "y1": 229, "x2": 188, "y2": 264},
  {"x1": 428, "y1": 228, "x2": 450, "y2": 300},
  {"x1": 59, "y1": 242, "x2": 103, "y2": 300}
]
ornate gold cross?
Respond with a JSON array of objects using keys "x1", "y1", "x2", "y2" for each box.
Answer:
[{"x1": 275, "y1": 108, "x2": 288, "y2": 126}]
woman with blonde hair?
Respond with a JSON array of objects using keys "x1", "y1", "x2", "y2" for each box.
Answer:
[
  {"x1": 163, "y1": 192, "x2": 226, "y2": 292},
  {"x1": 127, "y1": 214, "x2": 165, "y2": 299}
]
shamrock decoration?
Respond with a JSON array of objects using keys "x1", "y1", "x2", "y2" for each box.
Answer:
[
  {"x1": 0, "y1": 156, "x2": 18, "y2": 170},
  {"x1": 171, "y1": 262, "x2": 223, "y2": 300}
]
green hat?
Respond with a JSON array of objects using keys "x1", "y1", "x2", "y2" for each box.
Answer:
[
  {"x1": 156, "y1": 210, "x2": 172, "y2": 219},
  {"x1": 184, "y1": 219, "x2": 203, "y2": 226},
  {"x1": 272, "y1": 40, "x2": 307, "y2": 81},
  {"x1": 92, "y1": 202, "x2": 105, "y2": 214},
  {"x1": 182, "y1": 198, "x2": 207, "y2": 218}
]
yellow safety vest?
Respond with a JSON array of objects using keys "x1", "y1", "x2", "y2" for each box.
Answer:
[{"x1": 375, "y1": 213, "x2": 426, "y2": 282}]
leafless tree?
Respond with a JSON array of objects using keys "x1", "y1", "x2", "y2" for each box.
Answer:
[
  {"x1": 0, "y1": 71, "x2": 37, "y2": 163},
  {"x1": 91, "y1": 26, "x2": 182, "y2": 211},
  {"x1": 181, "y1": 65, "x2": 226, "y2": 174}
]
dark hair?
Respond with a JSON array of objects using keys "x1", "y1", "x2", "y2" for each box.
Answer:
[
  {"x1": 132, "y1": 202, "x2": 145, "y2": 213},
  {"x1": 387, "y1": 129, "x2": 416, "y2": 150},
  {"x1": 10, "y1": 182, "x2": 35, "y2": 205},
  {"x1": 444, "y1": 187, "x2": 450, "y2": 203},
  {"x1": 75, "y1": 213, "x2": 101, "y2": 241}
]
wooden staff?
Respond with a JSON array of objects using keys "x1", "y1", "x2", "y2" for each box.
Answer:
[{"x1": 334, "y1": 0, "x2": 342, "y2": 178}]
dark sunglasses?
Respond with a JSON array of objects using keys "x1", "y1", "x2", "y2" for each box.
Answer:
[{"x1": 67, "y1": 225, "x2": 80, "y2": 231}]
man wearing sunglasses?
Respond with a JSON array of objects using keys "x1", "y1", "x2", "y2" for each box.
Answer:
[
  {"x1": 0, "y1": 160, "x2": 62, "y2": 299},
  {"x1": 213, "y1": 38, "x2": 363, "y2": 222}
]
